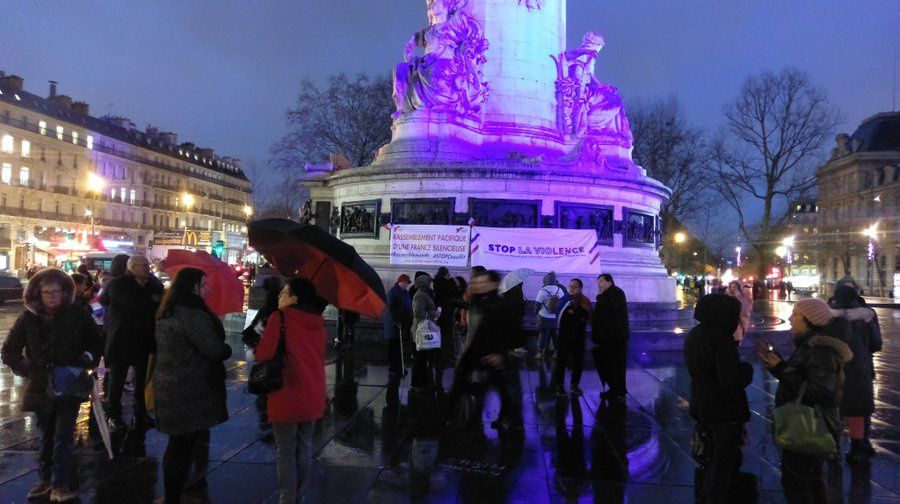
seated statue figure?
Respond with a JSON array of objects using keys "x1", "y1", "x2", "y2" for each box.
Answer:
[
  {"x1": 392, "y1": 0, "x2": 489, "y2": 120},
  {"x1": 584, "y1": 80, "x2": 633, "y2": 148}
]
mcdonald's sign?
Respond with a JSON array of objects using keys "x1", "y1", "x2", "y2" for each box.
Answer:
[{"x1": 181, "y1": 230, "x2": 213, "y2": 247}]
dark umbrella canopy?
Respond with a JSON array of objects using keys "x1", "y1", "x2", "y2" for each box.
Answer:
[{"x1": 248, "y1": 218, "x2": 386, "y2": 317}]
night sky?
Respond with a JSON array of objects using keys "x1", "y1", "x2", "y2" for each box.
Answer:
[{"x1": 2, "y1": 0, "x2": 898, "y2": 221}]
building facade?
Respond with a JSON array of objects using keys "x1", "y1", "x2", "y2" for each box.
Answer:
[
  {"x1": 781, "y1": 198, "x2": 820, "y2": 290},
  {"x1": 0, "y1": 73, "x2": 252, "y2": 273},
  {"x1": 817, "y1": 112, "x2": 899, "y2": 298}
]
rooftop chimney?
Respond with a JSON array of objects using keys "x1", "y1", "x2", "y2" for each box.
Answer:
[
  {"x1": 49, "y1": 80, "x2": 57, "y2": 98},
  {"x1": 51, "y1": 95, "x2": 73, "y2": 109},
  {"x1": 0, "y1": 75, "x2": 24, "y2": 91},
  {"x1": 71, "y1": 101, "x2": 90, "y2": 115},
  {"x1": 159, "y1": 131, "x2": 178, "y2": 145}
]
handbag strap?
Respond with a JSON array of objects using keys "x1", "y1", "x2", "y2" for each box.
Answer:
[{"x1": 274, "y1": 310, "x2": 287, "y2": 363}]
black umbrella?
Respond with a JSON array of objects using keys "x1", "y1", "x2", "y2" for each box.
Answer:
[{"x1": 248, "y1": 218, "x2": 386, "y2": 317}]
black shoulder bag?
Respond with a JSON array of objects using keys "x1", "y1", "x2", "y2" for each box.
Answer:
[{"x1": 247, "y1": 310, "x2": 286, "y2": 395}]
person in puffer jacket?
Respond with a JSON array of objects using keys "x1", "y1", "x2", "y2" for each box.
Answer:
[
  {"x1": 685, "y1": 293, "x2": 753, "y2": 502},
  {"x1": 758, "y1": 298, "x2": 852, "y2": 503},
  {"x1": 829, "y1": 284, "x2": 882, "y2": 463}
]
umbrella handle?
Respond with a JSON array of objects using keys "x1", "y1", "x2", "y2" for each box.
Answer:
[{"x1": 310, "y1": 257, "x2": 328, "y2": 281}]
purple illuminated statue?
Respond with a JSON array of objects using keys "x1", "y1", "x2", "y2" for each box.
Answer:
[
  {"x1": 392, "y1": 0, "x2": 490, "y2": 120},
  {"x1": 552, "y1": 32, "x2": 633, "y2": 149}
]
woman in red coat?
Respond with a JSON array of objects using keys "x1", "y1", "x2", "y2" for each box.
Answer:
[{"x1": 255, "y1": 277, "x2": 326, "y2": 504}]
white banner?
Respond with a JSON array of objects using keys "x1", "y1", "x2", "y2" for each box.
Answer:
[
  {"x1": 389, "y1": 224, "x2": 471, "y2": 267},
  {"x1": 470, "y1": 226, "x2": 601, "y2": 273}
]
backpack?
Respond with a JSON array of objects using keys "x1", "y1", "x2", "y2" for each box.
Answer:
[{"x1": 541, "y1": 286, "x2": 562, "y2": 313}]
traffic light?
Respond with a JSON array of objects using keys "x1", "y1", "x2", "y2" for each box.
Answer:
[{"x1": 212, "y1": 240, "x2": 226, "y2": 260}]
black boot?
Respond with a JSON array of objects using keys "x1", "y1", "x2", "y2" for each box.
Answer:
[{"x1": 846, "y1": 439, "x2": 871, "y2": 464}]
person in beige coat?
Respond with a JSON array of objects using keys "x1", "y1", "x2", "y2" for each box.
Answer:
[{"x1": 726, "y1": 281, "x2": 752, "y2": 344}]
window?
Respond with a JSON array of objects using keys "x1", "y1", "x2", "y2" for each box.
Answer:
[
  {"x1": 129, "y1": 189, "x2": 136, "y2": 205},
  {"x1": 20, "y1": 140, "x2": 29, "y2": 157},
  {"x1": 86, "y1": 135, "x2": 93, "y2": 150},
  {"x1": 56, "y1": 126, "x2": 64, "y2": 140},
  {"x1": 39, "y1": 121, "x2": 46, "y2": 135},
  {"x1": 72, "y1": 131, "x2": 78, "y2": 145},
  {"x1": 0, "y1": 135, "x2": 12, "y2": 153},
  {"x1": 120, "y1": 188, "x2": 126, "y2": 203},
  {"x1": 1, "y1": 163, "x2": 10, "y2": 184},
  {"x1": 19, "y1": 167, "x2": 29, "y2": 186},
  {"x1": 110, "y1": 188, "x2": 116, "y2": 200}
]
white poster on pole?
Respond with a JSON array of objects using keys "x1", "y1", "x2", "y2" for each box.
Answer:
[
  {"x1": 390, "y1": 224, "x2": 471, "y2": 267},
  {"x1": 469, "y1": 226, "x2": 601, "y2": 273}
]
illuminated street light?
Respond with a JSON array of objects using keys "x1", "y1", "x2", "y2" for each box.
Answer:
[
  {"x1": 243, "y1": 205, "x2": 253, "y2": 218},
  {"x1": 674, "y1": 232, "x2": 686, "y2": 243},
  {"x1": 86, "y1": 174, "x2": 105, "y2": 253},
  {"x1": 863, "y1": 223, "x2": 878, "y2": 239},
  {"x1": 87, "y1": 173, "x2": 105, "y2": 194},
  {"x1": 182, "y1": 193, "x2": 196, "y2": 210},
  {"x1": 775, "y1": 246, "x2": 788, "y2": 257},
  {"x1": 781, "y1": 235, "x2": 795, "y2": 248}
]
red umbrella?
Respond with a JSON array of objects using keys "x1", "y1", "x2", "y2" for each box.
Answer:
[
  {"x1": 162, "y1": 249, "x2": 244, "y2": 316},
  {"x1": 248, "y1": 219, "x2": 386, "y2": 318}
]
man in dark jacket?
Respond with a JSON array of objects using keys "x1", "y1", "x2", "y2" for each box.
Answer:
[
  {"x1": 101, "y1": 254, "x2": 164, "y2": 430},
  {"x1": 591, "y1": 274, "x2": 630, "y2": 403},
  {"x1": 433, "y1": 267, "x2": 459, "y2": 384},
  {"x1": 551, "y1": 278, "x2": 592, "y2": 397},
  {"x1": 685, "y1": 294, "x2": 753, "y2": 503},
  {"x1": 385, "y1": 274, "x2": 413, "y2": 380},
  {"x1": 451, "y1": 269, "x2": 523, "y2": 434}
]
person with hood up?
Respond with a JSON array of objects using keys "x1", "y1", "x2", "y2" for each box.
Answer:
[
  {"x1": 101, "y1": 254, "x2": 164, "y2": 430},
  {"x1": 829, "y1": 284, "x2": 882, "y2": 463},
  {"x1": 592, "y1": 274, "x2": 630, "y2": 403},
  {"x1": 757, "y1": 298, "x2": 853, "y2": 502},
  {"x1": 1, "y1": 268, "x2": 102, "y2": 502},
  {"x1": 685, "y1": 294, "x2": 753, "y2": 502},
  {"x1": 550, "y1": 278, "x2": 592, "y2": 396},
  {"x1": 255, "y1": 278, "x2": 327, "y2": 504},
  {"x1": 411, "y1": 273, "x2": 441, "y2": 390},
  {"x1": 385, "y1": 274, "x2": 413, "y2": 381},
  {"x1": 535, "y1": 271, "x2": 565, "y2": 359}
]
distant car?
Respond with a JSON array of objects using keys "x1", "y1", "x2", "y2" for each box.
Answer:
[{"x1": 0, "y1": 276, "x2": 24, "y2": 304}]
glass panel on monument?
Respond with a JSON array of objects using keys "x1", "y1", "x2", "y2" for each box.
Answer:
[
  {"x1": 390, "y1": 198, "x2": 453, "y2": 225},
  {"x1": 339, "y1": 200, "x2": 380, "y2": 238},
  {"x1": 556, "y1": 203, "x2": 614, "y2": 243},
  {"x1": 470, "y1": 199, "x2": 540, "y2": 228},
  {"x1": 623, "y1": 209, "x2": 656, "y2": 248}
]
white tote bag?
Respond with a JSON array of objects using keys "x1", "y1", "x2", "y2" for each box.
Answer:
[{"x1": 415, "y1": 318, "x2": 442, "y2": 351}]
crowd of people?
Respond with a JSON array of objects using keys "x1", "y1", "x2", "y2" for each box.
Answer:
[{"x1": 686, "y1": 276, "x2": 882, "y2": 503}]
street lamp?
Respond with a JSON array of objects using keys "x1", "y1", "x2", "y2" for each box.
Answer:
[
  {"x1": 674, "y1": 232, "x2": 686, "y2": 243},
  {"x1": 243, "y1": 205, "x2": 253, "y2": 220},
  {"x1": 86, "y1": 174, "x2": 105, "y2": 252},
  {"x1": 673, "y1": 232, "x2": 687, "y2": 276}
]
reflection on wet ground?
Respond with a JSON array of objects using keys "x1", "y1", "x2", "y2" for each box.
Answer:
[{"x1": 0, "y1": 301, "x2": 898, "y2": 503}]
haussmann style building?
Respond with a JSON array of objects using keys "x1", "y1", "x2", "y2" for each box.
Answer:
[
  {"x1": 0, "y1": 72, "x2": 253, "y2": 274},
  {"x1": 816, "y1": 111, "x2": 899, "y2": 298}
]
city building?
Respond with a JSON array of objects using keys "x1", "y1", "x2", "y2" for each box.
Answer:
[
  {"x1": 781, "y1": 197, "x2": 820, "y2": 291},
  {"x1": 816, "y1": 111, "x2": 899, "y2": 298},
  {"x1": 0, "y1": 72, "x2": 252, "y2": 273}
]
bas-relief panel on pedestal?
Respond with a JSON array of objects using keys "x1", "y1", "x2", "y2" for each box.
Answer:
[
  {"x1": 340, "y1": 200, "x2": 381, "y2": 238},
  {"x1": 470, "y1": 198, "x2": 540, "y2": 228},
  {"x1": 623, "y1": 208, "x2": 656, "y2": 248},
  {"x1": 390, "y1": 198, "x2": 454, "y2": 225},
  {"x1": 556, "y1": 203, "x2": 614, "y2": 243}
]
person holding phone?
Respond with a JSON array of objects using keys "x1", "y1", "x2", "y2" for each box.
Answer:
[{"x1": 757, "y1": 298, "x2": 852, "y2": 502}]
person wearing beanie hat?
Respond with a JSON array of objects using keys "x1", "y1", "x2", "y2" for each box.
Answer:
[
  {"x1": 535, "y1": 272, "x2": 564, "y2": 359},
  {"x1": 408, "y1": 271, "x2": 429, "y2": 300},
  {"x1": 758, "y1": 297, "x2": 852, "y2": 501},
  {"x1": 411, "y1": 274, "x2": 440, "y2": 390},
  {"x1": 385, "y1": 274, "x2": 414, "y2": 380},
  {"x1": 830, "y1": 284, "x2": 882, "y2": 463}
]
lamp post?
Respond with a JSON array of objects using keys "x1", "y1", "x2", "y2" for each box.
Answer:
[
  {"x1": 863, "y1": 223, "x2": 882, "y2": 296},
  {"x1": 86, "y1": 173, "x2": 105, "y2": 253},
  {"x1": 674, "y1": 231, "x2": 687, "y2": 277},
  {"x1": 182, "y1": 193, "x2": 195, "y2": 250},
  {"x1": 243, "y1": 205, "x2": 253, "y2": 221}
]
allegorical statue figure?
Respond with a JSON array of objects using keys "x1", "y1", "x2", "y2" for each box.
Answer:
[
  {"x1": 392, "y1": 0, "x2": 490, "y2": 120},
  {"x1": 552, "y1": 32, "x2": 633, "y2": 148}
]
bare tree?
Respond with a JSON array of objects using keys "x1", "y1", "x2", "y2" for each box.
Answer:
[
  {"x1": 630, "y1": 96, "x2": 714, "y2": 235},
  {"x1": 271, "y1": 73, "x2": 394, "y2": 171},
  {"x1": 713, "y1": 68, "x2": 842, "y2": 276}
]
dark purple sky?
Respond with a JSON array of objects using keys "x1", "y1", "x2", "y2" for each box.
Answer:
[{"x1": 2, "y1": 0, "x2": 898, "y2": 203}]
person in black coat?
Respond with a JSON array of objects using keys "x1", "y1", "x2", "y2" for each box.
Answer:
[
  {"x1": 685, "y1": 294, "x2": 753, "y2": 503},
  {"x1": 829, "y1": 284, "x2": 882, "y2": 462},
  {"x1": 551, "y1": 279, "x2": 592, "y2": 397},
  {"x1": 100, "y1": 255, "x2": 164, "y2": 430},
  {"x1": 433, "y1": 267, "x2": 459, "y2": 383},
  {"x1": 450, "y1": 270, "x2": 523, "y2": 435},
  {"x1": 1, "y1": 268, "x2": 101, "y2": 501},
  {"x1": 385, "y1": 274, "x2": 413, "y2": 380},
  {"x1": 591, "y1": 274, "x2": 630, "y2": 403}
]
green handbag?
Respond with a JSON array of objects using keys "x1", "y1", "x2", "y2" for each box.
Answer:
[{"x1": 773, "y1": 382, "x2": 837, "y2": 456}]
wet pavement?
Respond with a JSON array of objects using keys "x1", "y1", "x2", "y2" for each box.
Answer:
[{"x1": 0, "y1": 300, "x2": 898, "y2": 503}]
